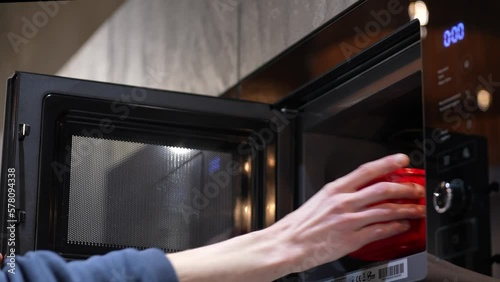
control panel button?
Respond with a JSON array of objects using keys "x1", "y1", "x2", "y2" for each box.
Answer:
[
  {"x1": 437, "y1": 141, "x2": 476, "y2": 171},
  {"x1": 442, "y1": 154, "x2": 451, "y2": 167},
  {"x1": 433, "y1": 179, "x2": 467, "y2": 214},
  {"x1": 462, "y1": 147, "x2": 471, "y2": 159},
  {"x1": 435, "y1": 218, "x2": 478, "y2": 259},
  {"x1": 433, "y1": 181, "x2": 452, "y2": 213}
]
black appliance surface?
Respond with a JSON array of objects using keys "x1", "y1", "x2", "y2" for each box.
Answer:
[{"x1": 0, "y1": 73, "x2": 292, "y2": 259}]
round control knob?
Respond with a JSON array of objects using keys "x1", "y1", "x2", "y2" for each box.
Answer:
[{"x1": 433, "y1": 179, "x2": 467, "y2": 214}]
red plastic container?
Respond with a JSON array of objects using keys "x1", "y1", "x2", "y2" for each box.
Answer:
[{"x1": 349, "y1": 168, "x2": 426, "y2": 261}]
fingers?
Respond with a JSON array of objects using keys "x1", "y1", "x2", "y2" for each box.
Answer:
[
  {"x1": 350, "y1": 182, "x2": 425, "y2": 209},
  {"x1": 350, "y1": 203, "x2": 425, "y2": 229},
  {"x1": 355, "y1": 220, "x2": 411, "y2": 246},
  {"x1": 331, "y1": 154, "x2": 410, "y2": 193}
]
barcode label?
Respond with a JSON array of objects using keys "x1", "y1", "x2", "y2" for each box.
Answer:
[
  {"x1": 332, "y1": 258, "x2": 408, "y2": 282},
  {"x1": 379, "y1": 263, "x2": 405, "y2": 280}
]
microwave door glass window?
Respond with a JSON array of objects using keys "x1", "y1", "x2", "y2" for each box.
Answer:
[{"x1": 67, "y1": 136, "x2": 243, "y2": 252}]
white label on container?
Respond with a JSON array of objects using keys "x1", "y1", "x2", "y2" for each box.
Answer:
[{"x1": 331, "y1": 258, "x2": 408, "y2": 282}]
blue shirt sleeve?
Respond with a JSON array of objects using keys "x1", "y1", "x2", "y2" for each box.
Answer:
[{"x1": 0, "y1": 248, "x2": 179, "y2": 282}]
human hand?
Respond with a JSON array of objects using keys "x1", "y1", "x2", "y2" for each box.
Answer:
[
  {"x1": 268, "y1": 153, "x2": 426, "y2": 273},
  {"x1": 166, "y1": 154, "x2": 425, "y2": 282}
]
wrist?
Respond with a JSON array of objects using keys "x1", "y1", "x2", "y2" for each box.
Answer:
[
  {"x1": 166, "y1": 227, "x2": 301, "y2": 282},
  {"x1": 255, "y1": 223, "x2": 305, "y2": 277}
]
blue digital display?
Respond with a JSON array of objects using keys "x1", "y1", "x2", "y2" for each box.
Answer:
[{"x1": 443, "y1": 22, "x2": 465, "y2": 48}]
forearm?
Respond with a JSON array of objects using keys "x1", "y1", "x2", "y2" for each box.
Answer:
[
  {"x1": 1, "y1": 248, "x2": 176, "y2": 282},
  {"x1": 166, "y1": 228, "x2": 297, "y2": 282}
]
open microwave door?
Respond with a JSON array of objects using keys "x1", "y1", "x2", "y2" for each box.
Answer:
[
  {"x1": 276, "y1": 21, "x2": 427, "y2": 282},
  {"x1": 0, "y1": 72, "x2": 290, "y2": 259}
]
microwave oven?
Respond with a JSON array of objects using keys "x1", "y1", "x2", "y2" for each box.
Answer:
[{"x1": 1, "y1": 0, "x2": 500, "y2": 281}]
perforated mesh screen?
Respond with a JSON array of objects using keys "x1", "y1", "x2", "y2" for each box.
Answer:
[{"x1": 67, "y1": 136, "x2": 243, "y2": 252}]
